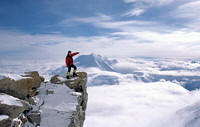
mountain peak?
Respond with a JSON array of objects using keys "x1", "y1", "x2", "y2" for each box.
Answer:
[{"x1": 75, "y1": 54, "x2": 115, "y2": 71}]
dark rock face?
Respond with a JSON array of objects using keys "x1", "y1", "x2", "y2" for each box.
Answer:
[
  {"x1": 40, "y1": 76, "x2": 45, "y2": 82},
  {"x1": 0, "y1": 116, "x2": 12, "y2": 127},
  {"x1": 27, "y1": 111, "x2": 41, "y2": 125},
  {"x1": 0, "y1": 71, "x2": 42, "y2": 99},
  {"x1": 50, "y1": 72, "x2": 88, "y2": 127},
  {"x1": 50, "y1": 75, "x2": 60, "y2": 84},
  {"x1": 11, "y1": 114, "x2": 28, "y2": 127}
]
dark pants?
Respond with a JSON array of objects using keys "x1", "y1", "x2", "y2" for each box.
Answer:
[{"x1": 68, "y1": 64, "x2": 77, "y2": 72}]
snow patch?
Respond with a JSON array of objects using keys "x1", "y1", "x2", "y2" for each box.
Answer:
[
  {"x1": 0, "y1": 115, "x2": 9, "y2": 121},
  {"x1": 71, "y1": 92, "x2": 82, "y2": 96},
  {"x1": 0, "y1": 93, "x2": 23, "y2": 107},
  {"x1": 57, "y1": 76, "x2": 67, "y2": 82},
  {"x1": 0, "y1": 73, "x2": 31, "y2": 81},
  {"x1": 37, "y1": 83, "x2": 79, "y2": 127},
  {"x1": 11, "y1": 117, "x2": 23, "y2": 127},
  {"x1": 57, "y1": 76, "x2": 79, "y2": 82}
]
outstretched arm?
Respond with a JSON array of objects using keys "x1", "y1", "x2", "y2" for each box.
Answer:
[{"x1": 71, "y1": 52, "x2": 79, "y2": 57}]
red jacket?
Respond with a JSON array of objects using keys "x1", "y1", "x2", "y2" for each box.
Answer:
[{"x1": 66, "y1": 52, "x2": 79, "y2": 67}]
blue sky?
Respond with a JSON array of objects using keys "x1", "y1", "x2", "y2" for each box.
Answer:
[{"x1": 0, "y1": 0, "x2": 200, "y2": 62}]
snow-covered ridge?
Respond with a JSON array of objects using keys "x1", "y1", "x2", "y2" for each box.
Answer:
[
  {"x1": 38, "y1": 83, "x2": 79, "y2": 127},
  {"x1": 49, "y1": 72, "x2": 88, "y2": 127}
]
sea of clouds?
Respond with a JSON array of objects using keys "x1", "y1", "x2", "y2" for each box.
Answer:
[{"x1": 84, "y1": 81, "x2": 200, "y2": 127}]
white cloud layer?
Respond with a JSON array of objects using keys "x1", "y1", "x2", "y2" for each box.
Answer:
[{"x1": 84, "y1": 82, "x2": 200, "y2": 127}]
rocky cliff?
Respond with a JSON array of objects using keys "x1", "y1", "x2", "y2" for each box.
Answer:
[
  {"x1": 50, "y1": 72, "x2": 88, "y2": 127},
  {"x1": 0, "y1": 71, "x2": 43, "y2": 127},
  {"x1": 0, "y1": 71, "x2": 43, "y2": 100},
  {"x1": 0, "y1": 71, "x2": 88, "y2": 127}
]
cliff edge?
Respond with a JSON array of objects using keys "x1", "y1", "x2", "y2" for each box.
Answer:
[{"x1": 49, "y1": 72, "x2": 88, "y2": 127}]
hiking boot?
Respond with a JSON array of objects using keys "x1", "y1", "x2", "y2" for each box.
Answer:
[
  {"x1": 66, "y1": 72, "x2": 70, "y2": 79},
  {"x1": 73, "y1": 72, "x2": 78, "y2": 77}
]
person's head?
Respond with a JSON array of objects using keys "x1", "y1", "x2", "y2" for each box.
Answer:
[{"x1": 68, "y1": 50, "x2": 72, "y2": 56}]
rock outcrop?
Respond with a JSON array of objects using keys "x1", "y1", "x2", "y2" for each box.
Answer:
[
  {"x1": 0, "y1": 93, "x2": 29, "y2": 119},
  {"x1": 0, "y1": 93, "x2": 30, "y2": 127},
  {"x1": 0, "y1": 71, "x2": 42, "y2": 99},
  {"x1": 0, "y1": 71, "x2": 88, "y2": 127},
  {"x1": 0, "y1": 71, "x2": 43, "y2": 127},
  {"x1": 27, "y1": 110, "x2": 41, "y2": 126},
  {"x1": 50, "y1": 72, "x2": 88, "y2": 127}
]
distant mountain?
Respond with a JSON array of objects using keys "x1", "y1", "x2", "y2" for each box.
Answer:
[{"x1": 75, "y1": 54, "x2": 116, "y2": 71}]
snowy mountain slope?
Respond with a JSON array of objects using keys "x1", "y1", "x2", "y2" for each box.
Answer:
[{"x1": 75, "y1": 54, "x2": 115, "y2": 71}]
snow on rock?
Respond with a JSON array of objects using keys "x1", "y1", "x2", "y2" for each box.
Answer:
[
  {"x1": 50, "y1": 75, "x2": 79, "y2": 84},
  {"x1": 0, "y1": 115, "x2": 11, "y2": 127},
  {"x1": 0, "y1": 93, "x2": 23, "y2": 107},
  {"x1": 0, "y1": 73, "x2": 31, "y2": 81},
  {"x1": 0, "y1": 71, "x2": 42, "y2": 99},
  {"x1": 11, "y1": 117, "x2": 23, "y2": 127},
  {"x1": 0, "y1": 115, "x2": 9, "y2": 121},
  {"x1": 70, "y1": 92, "x2": 82, "y2": 96},
  {"x1": 37, "y1": 82, "x2": 79, "y2": 127},
  {"x1": 57, "y1": 76, "x2": 79, "y2": 82},
  {"x1": 0, "y1": 93, "x2": 29, "y2": 120},
  {"x1": 50, "y1": 72, "x2": 88, "y2": 127}
]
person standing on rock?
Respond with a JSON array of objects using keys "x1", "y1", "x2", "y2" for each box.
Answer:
[{"x1": 66, "y1": 50, "x2": 79, "y2": 79}]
